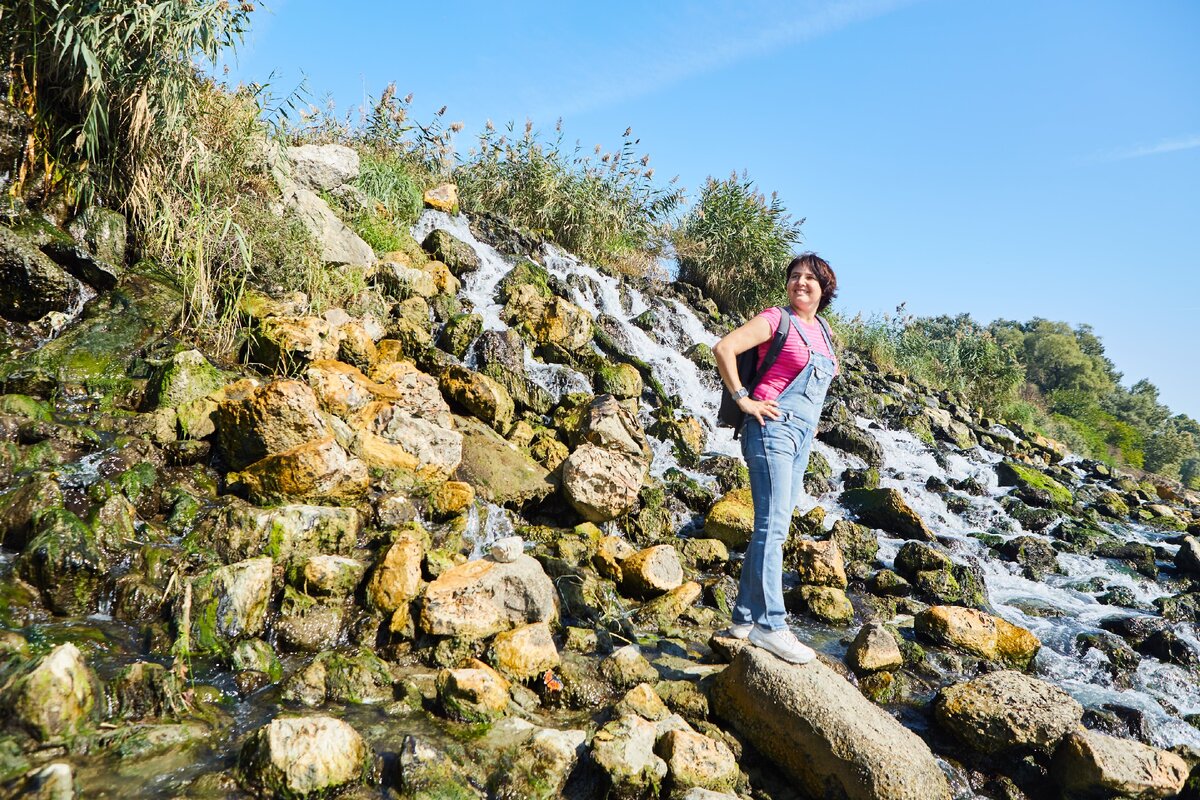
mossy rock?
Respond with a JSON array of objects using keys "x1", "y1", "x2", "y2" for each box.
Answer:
[
  {"x1": 142, "y1": 349, "x2": 226, "y2": 411},
  {"x1": 438, "y1": 313, "x2": 482, "y2": 359},
  {"x1": 840, "y1": 487, "x2": 934, "y2": 541},
  {"x1": 0, "y1": 274, "x2": 182, "y2": 408},
  {"x1": 705, "y1": 488, "x2": 754, "y2": 548},
  {"x1": 497, "y1": 259, "x2": 553, "y2": 304},
  {"x1": 996, "y1": 461, "x2": 1073, "y2": 509},
  {"x1": 0, "y1": 394, "x2": 52, "y2": 421},
  {"x1": 594, "y1": 363, "x2": 643, "y2": 400},
  {"x1": 17, "y1": 508, "x2": 108, "y2": 616},
  {"x1": 683, "y1": 343, "x2": 716, "y2": 372},
  {"x1": 422, "y1": 228, "x2": 480, "y2": 277}
]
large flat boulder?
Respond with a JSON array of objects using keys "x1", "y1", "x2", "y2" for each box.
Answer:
[
  {"x1": 420, "y1": 554, "x2": 556, "y2": 640},
  {"x1": 935, "y1": 670, "x2": 1082, "y2": 754},
  {"x1": 1051, "y1": 728, "x2": 1187, "y2": 799},
  {"x1": 711, "y1": 647, "x2": 951, "y2": 800},
  {"x1": 453, "y1": 415, "x2": 556, "y2": 509}
]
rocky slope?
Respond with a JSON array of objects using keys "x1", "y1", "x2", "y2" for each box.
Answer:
[{"x1": 0, "y1": 145, "x2": 1198, "y2": 799}]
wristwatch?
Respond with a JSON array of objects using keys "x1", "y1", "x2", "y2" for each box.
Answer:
[{"x1": 731, "y1": 387, "x2": 750, "y2": 401}]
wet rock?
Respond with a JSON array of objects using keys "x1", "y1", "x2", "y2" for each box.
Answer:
[
  {"x1": 867, "y1": 569, "x2": 911, "y2": 596},
  {"x1": 66, "y1": 206, "x2": 127, "y2": 266},
  {"x1": 620, "y1": 544, "x2": 684, "y2": 598},
  {"x1": 283, "y1": 649, "x2": 394, "y2": 707},
  {"x1": 439, "y1": 363, "x2": 515, "y2": 434},
  {"x1": 792, "y1": 585, "x2": 854, "y2": 625},
  {"x1": 562, "y1": 443, "x2": 644, "y2": 522},
  {"x1": 420, "y1": 554, "x2": 556, "y2": 640},
  {"x1": 712, "y1": 647, "x2": 951, "y2": 800},
  {"x1": 935, "y1": 670, "x2": 1082, "y2": 754},
  {"x1": 422, "y1": 228, "x2": 479, "y2": 277},
  {"x1": 997, "y1": 461, "x2": 1073, "y2": 508},
  {"x1": 454, "y1": 415, "x2": 556, "y2": 509},
  {"x1": 1175, "y1": 535, "x2": 1200, "y2": 576},
  {"x1": 436, "y1": 660, "x2": 510, "y2": 722},
  {"x1": 656, "y1": 729, "x2": 739, "y2": 797},
  {"x1": 366, "y1": 529, "x2": 425, "y2": 614},
  {"x1": 616, "y1": 683, "x2": 671, "y2": 721},
  {"x1": 0, "y1": 474, "x2": 64, "y2": 551},
  {"x1": 503, "y1": 287, "x2": 593, "y2": 352},
  {"x1": 818, "y1": 422, "x2": 884, "y2": 468},
  {"x1": 475, "y1": 329, "x2": 553, "y2": 415},
  {"x1": 177, "y1": 557, "x2": 273, "y2": 657},
  {"x1": 397, "y1": 735, "x2": 482, "y2": 799},
  {"x1": 697, "y1": 455, "x2": 749, "y2": 493},
  {"x1": 915, "y1": 606, "x2": 1040, "y2": 669},
  {"x1": 438, "y1": 312, "x2": 482, "y2": 359},
  {"x1": 489, "y1": 621, "x2": 559, "y2": 680},
  {"x1": 17, "y1": 508, "x2": 107, "y2": 615},
  {"x1": 595, "y1": 363, "x2": 644, "y2": 400},
  {"x1": 143, "y1": 349, "x2": 225, "y2": 411},
  {"x1": 237, "y1": 715, "x2": 371, "y2": 798},
  {"x1": 6, "y1": 762, "x2": 76, "y2": 799},
  {"x1": 1094, "y1": 541, "x2": 1158, "y2": 578},
  {"x1": 634, "y1": 581, "x2": 702, "y2": 629},
  {"x1": 0, "y1": 643, "x2": 95, "y2": 741},
  {"x1": 247, "y1": 314, "x2": 343, "y2": 373},
  {"x1": 704, "y1": 488, "x2": 754, "y2": 548},
  {"x1": 1051, "y1": 728, "x2": 1187, "y2": 799},
  {"x1": 197, "y1": 498, "x2": 362, "y2": 562},
  {"x1": 0, "y1": 226, "x2": 84, "y2": 322},
  {"x1": 679, "y1": 538, "x2": 728, "y2": 571},
  {"x1": 841, "y1": 488, "x2": 935, "y2": 541},
  {"x1": 785, "y1": 538, "x2": 848, "y2": 588},
  {"x1": 847, "y1": 622, "x2": 904, "y2": 675},
  {"x1": 107, "y1": 661, "x2": 189, "y2": 720},
  {"x1": 214, "y1": 379, "x2": 330, "y2": 471},
  {"x1": 287, "y1": 144, "x2": 359, "y2": 191},
  {"x1": 830, "y1": 518, "x2": 879, "y2": 565},
  {"x1": 288, "y1": 556, "x2": 362, "y2": 599},
  {"x1": 602, "y1": 646, "x2": 660, "y2": 689},
  {"x1": 232, "y1": 639, "x2": 282, "y2": 682},
  {"x1": 894, "y1": 541, "x2": 988, "y2": 609},
  {"x1": 490, "y1": 726, "x2": 585, "y2": 800},
  {"x1": 231, "y1": 437, "x2": 369, "y2": 506},
  {"x1": 275, "y1": 587, "x2": 344, "y2": 653},
  {"x1": 997, "y1": 535, "x2": 1060, "y2": 580},
  {"x1": 591, "y1": 714, "x2": 668, "y2": 800}
]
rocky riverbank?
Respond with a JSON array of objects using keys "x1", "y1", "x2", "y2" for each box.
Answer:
[{"x1": 1, "y1": 144, "x2": 1199, "y2": 799}]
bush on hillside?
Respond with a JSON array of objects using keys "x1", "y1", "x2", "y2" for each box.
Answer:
[
  {"x1": 674, "y1": 174, "x2": 803, "y2": 318},
  {"x1": 456, "y1": 120, "x2": 682, "y2": 275},
  {"x1": 830, "y1": 309, "x2": 1024, "y2": 414}
]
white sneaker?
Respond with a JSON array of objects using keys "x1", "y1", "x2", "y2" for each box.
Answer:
[
  {"x1": 748, "y1": 626, "x2": 816, "y2": 664},
  {"x1": 716, "y1": 622, "x2": 754, "y2": 640}
]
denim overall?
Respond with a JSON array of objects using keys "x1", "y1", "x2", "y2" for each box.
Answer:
[{"x1": 732, "y1": 311, "x2": 836, "y2": 631}]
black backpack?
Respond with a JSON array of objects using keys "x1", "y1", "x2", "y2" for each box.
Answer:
[{"x1": 717, "y1": 308, "x2": 795, "y2": 437}]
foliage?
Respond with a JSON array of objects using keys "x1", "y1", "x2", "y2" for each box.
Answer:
[
  {"x1": 829, "y1": 308, "x2": 1024, "y2": 413},
  {"x1": 142, "y1": 85, "x2": 364, "y2": 349},
  {"x1": 1, "y1": 0, "x2": 255, "y2": 213},
  {"x1": 674, "y1": 173, "x2": 803, "y2": 318},
  {"x1": 456, "y1": 119, "x2": 682, "y2": 275}
]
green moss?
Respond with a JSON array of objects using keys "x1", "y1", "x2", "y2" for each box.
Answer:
[
  {"x1": 996, "y1": 461, "x2": 1073, "y2": 507},
  {"x1": 116, "y1": 461, "x2": 158, "y2": 507},
  {"x1": 0, "y1": 394, "x2": 52, "y2": 421},
  {"x1": 497, "y1": 260, "x2": 553, "y2": 304}
]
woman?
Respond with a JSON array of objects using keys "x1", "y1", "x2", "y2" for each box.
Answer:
[{"x1": 712, "y1": 253, "x2": 839, "y2": 663}]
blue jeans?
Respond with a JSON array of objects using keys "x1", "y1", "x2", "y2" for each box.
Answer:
[{"x1": 732, "y1": 411, "x2": 817, "y2": 630}]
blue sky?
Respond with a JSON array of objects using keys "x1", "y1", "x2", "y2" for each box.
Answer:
[{"x1": 226, "y1": 0, "x2": 1200, "y2": 419}]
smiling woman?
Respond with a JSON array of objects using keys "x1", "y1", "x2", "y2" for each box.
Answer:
[{"x1": 712, "y1": 253, "x2": 839, "y2": 664}]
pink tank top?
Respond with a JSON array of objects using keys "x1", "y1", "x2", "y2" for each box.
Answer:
[{"x1": 751, "y1": 307, "x2": 839, "y2": 402}]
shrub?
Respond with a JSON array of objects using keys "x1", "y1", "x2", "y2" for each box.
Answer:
[
  {"x1": 456, "y1": 119, "x2": 681, "y2": 274},
  {"x1": 2, "y1": 0, "x2": 254, "y2": 213},
  {"x1": 674, "y1": 173, "x2": 803, "y2": 318},
  {"x1": 142, "y1": 85, "x2": 363, "y2": 350}
]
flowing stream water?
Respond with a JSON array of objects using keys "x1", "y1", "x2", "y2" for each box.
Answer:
[{"x1": 422, "y1": 210, "x2": 1200, "y2": 751}]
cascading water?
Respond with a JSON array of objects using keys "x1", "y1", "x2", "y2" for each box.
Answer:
[{"x1": 417, "y1": 209, "x2": 1200, "y2": 750}]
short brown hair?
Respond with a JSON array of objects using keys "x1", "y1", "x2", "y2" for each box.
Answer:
[{"x1": 785, "y1": 253, "x2": 838, "y2": 312}]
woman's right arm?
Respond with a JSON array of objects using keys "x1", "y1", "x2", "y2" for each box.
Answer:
[{"x1": 713, "y1": 315, "x2": 781, "y2": 426}]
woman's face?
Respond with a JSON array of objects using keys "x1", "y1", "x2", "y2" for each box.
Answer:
[{"x1": 787, "y1": 265, "x2": 822, "y2": 313}]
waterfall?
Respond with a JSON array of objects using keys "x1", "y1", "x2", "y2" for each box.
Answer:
[{"x1": 416, "y1": 209, "x2": 1200, "y2": 749}]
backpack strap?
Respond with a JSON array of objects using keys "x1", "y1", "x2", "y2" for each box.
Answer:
[
  {"x1": 815, "y1": 315, "x2": 836, "y2": 356},
  {"x1": 750, "y1": 307, "x2": 796, "y2": 392}
]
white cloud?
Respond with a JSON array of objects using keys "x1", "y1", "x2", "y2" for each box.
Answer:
[
  {"x1": 531, "y1": 0, "x2": 921, "y2": 119},
  {"x1": 1094, "y1": 133, "x2": 1200, "y2": 162}
]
